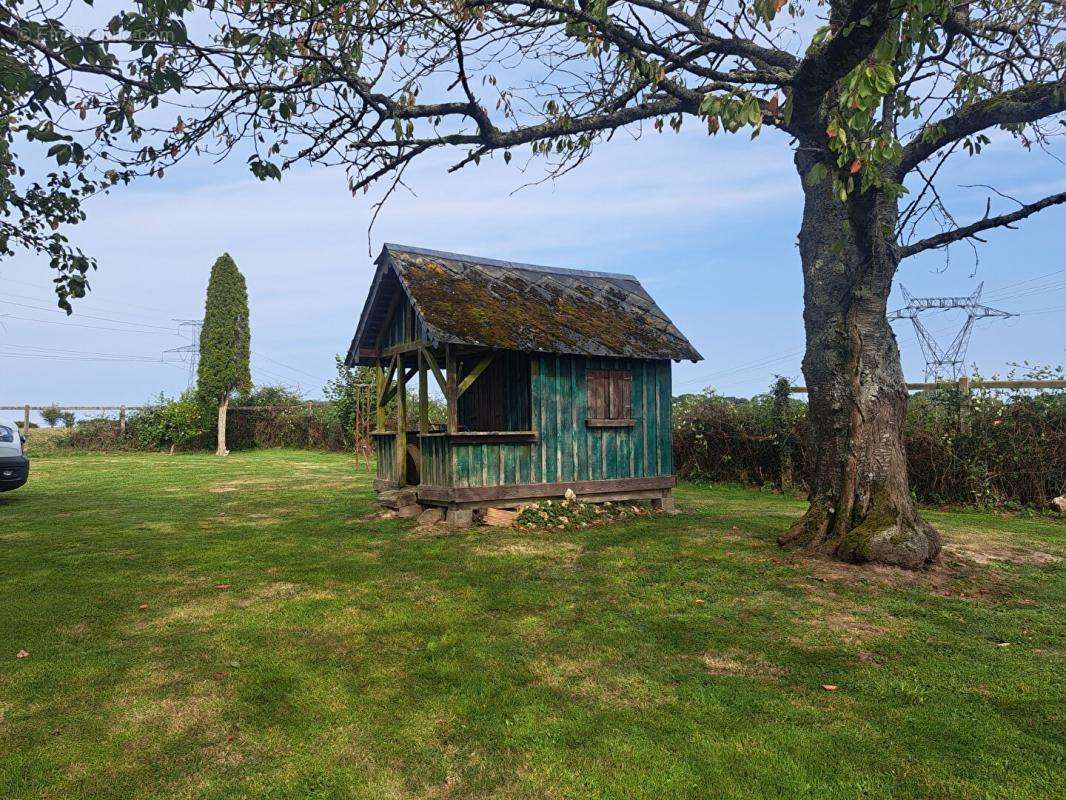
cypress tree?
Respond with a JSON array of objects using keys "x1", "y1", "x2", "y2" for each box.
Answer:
[{"x1": 197, "y1": 253, "x2": 250, "y2": 456}]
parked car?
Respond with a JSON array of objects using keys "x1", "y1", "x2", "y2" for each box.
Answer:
[{"x1": 0, "y1": 416, "x2": 29, "y2": 492}]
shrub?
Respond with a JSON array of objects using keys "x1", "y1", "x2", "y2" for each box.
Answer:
[
  {"x1": 672, "y1": 388, "x2": 807, "y2": 488},
  {"x1": 40, "y1": 405, "x2": 63, "y2": 428},
  {"x1": 322, "y1": 356, "x2": 374, "y2": 447},
  {"x1": 67, "y1": 417, "x2": 123, "y2": 450},
  {"x1": 130, "y1": 392, "x2": 209, "y2": 452},
  {"x1": 60, "y1": 411, "x2": 76, "y2": 428},
  {"x1": 675, "y1": 368, "x2": 1064, "y2": 509}
]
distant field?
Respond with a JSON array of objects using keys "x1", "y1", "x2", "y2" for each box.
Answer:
[{"x1": 1, "y1": 451, "x2": 1062, "y2": 799}]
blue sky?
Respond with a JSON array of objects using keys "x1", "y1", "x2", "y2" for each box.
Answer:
[{"x1": 2, "y1": 121, "x2": 1064, "y2": 417}]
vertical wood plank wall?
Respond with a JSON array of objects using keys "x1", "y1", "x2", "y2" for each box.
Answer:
[
  {"x1": 381, "y1": 295, "x2": 416, "y2": 348},
  {"x1": 419, "y1": 435, "x2": 452, "y2": 487},
  {"x1": 374, "y1": 434, "x2": 398, "y2": 484},
  {"x1": 435, "y1": 355, "x2": 672, "y2": 489},
  {"x1": 457, "y1": 351, "x2": 531, "y2": 432}
]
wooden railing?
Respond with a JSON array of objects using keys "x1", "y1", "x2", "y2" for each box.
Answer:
[{"x1": 0, "y1": 404, "x2": 145, "y2": 434}]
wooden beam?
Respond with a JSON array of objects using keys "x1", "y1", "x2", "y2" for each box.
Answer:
[
  {"x1": 416, "y1": 475, "x2": 675, "y2": 503},
  {"x1": 381, "y1": 369, "x2": 415, "y2": 408},
  {"x1": 445, "y1": 344, "x2": 458, "y2": 434},
  {"x1": 374, "y1": 360, "x2": 386, "y2": 431},
  {"x1": 381, "y1": 340, "x2": 429, "y2": 358},
  {"x1": 383, "y1": 355, "x2": 399, "y2": 394},
  {"x1": 395, "y1": 355, "x2": 408, "y2": 486},
  {"x1": 420, "y1": 347, "x2": 446, "y2": 393},
  {"x1": 378, "y1": 356, "x2": 398, "y2": 415},
  {"x1": 457, "y1": 353, "x2": 494, "y2": 398},
  {"x1": 418, "y1": 349, "x2": 429, "y2": 436}
]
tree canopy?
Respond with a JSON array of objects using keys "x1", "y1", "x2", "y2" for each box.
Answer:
[
  {"x1": 2, "y1": 1, "x2": 1062, "y2": 301},
  {"x1": 197, "y1": 253, "x2": 251, "y2": 406}
]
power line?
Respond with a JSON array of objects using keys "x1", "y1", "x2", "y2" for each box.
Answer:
[
  {"x1": 1, "y1": 290, "x2": 176, "y2": 325},
  {"x1": 984, "y1": 279, "x2": 1066, "y2": 303},
  {"x1": 251, "y1": 349, "x2": 330, "y2": 383},
  {"x1": 0, "y1": 313, "x2": 184, "y2": 337},
  {"x1": 0, "y1": 299, "x2": 179, "y2": 332},
  {"x1": 0, "y1": 275, "x2": 185, "y2": 317},
  {"x1": 984, "y1": 268, "x2": 1066, "y2": 298}
]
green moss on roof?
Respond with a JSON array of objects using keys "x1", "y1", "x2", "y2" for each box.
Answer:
[{"x1": 364, "y1": 246, "x2": 702, "y2": 361}]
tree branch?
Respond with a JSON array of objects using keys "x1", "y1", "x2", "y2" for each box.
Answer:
[
  {"x1": 899, "y1": 190, "x2": 1066, "y2": 259},
  {"x1": 788, "y1": 0, "x2": 892, "y2": 136},
  {"x1": 898, "y1": 80, "x2": 1066, "y2": 176}
]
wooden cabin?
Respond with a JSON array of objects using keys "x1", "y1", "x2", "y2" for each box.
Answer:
[{"x1": 344, "y1": 244, "x2": 702, "y2": 520}]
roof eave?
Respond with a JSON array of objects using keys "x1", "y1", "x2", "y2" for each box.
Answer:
[{"x1": 343, "y1": 247, "x2": 393, "y2": 367}]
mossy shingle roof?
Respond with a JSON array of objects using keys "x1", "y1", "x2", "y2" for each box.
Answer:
[{"x1": 347, "y1": 244, "x2": 702, "y2": 364}]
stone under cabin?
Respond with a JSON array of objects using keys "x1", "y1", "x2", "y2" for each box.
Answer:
[{"x1": 344, "y1": 244, "x2": 702, "y2": 524}]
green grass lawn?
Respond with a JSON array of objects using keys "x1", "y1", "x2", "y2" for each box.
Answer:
[{"x1": 1, "y1": 450, "x2": 1062, "y2": 799}]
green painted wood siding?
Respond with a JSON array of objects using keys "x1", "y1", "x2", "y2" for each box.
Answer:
[
  {"x1": 374, "y1": 434, "x2": 398, "y2": 483},
  {"x1": 424, "y1": 354, "x2": 672, "y2": 489},
  {"x1": 419, "y1": 435, "x2": 452, "y2": 487},
  {"x1": 529, "y1": 354, "x2": 672, "y2": 485}
]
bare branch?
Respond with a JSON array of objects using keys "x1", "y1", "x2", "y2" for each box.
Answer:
[{"x1": 899, "y1": 191, "x2": 1066, "y2": 259}]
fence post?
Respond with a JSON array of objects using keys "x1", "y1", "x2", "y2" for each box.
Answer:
[
  {"x1": 306, "y1": 401, "x2": 313, "y2": 448},
  {"x1": 119, "y1": 405, "x2": 127, "y2": 437},
  {"x1": 958, "y1": 375, "x2": 971, "y2": 434},
  {"x1": 23, "y1": 404, "x2": 30, "y2": 435}
]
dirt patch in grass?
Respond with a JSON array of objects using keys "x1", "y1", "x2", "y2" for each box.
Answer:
[
  {"x1": 700, "y1": 650, "x2": 786, "y2": 679},
  {"x1": 473, "y1": 536, "x2": 583, "y2": 564},
  {"x1": 151, "y1": 593, "x2": 228, "y2": 628},
  {"x1": 137, "y1": 521, "x2": 179, "y2": 534},
  {"x1": 234, "y1": 581, "x2": 301, "y2": 606},
  {"x1": 209, "y1": 478, "x2": 282, "y2": 493},
  {"x1": 941, "y1": 539, "x2": 1060, "y2": 567},
  {"x1": 807, "y1": 611, "x2": 891, "y2": 645},
  {"x1": 530, "y1": 652, "x2": 667, "y2": 708},
  {"x1": 791, "y1": 549, "x2": 1011, "y2": 601}
]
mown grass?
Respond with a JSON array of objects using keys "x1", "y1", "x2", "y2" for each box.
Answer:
[{"x1": 1, "y1": 450, "x2": 1062, "y2": 799}]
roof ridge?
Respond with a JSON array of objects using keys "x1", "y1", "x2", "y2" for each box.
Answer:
[{"x1": 382, "y1": 243, "x2": 639, "y2": 282}]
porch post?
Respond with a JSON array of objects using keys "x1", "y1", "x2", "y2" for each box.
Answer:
[
  {"x1": 395, "y1": 354, "x2": 407, "y2": 486},
  {"x1": 418, "y1": 349, "x2": 429, "y2": 436},
  {"x1": 374, "y1": 359, "x2": 386, "y2": 431},
  {"x1": 445, "y1": 344, "x2": 458, "y2": 434}
]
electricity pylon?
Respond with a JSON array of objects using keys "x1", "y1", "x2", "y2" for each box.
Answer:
[
  {"x1": 164, "y1": 319, "x2": 203, "y2": 388},
  {"x1": 888, "y1": 283, "x2": 1014, "y2": 381}
]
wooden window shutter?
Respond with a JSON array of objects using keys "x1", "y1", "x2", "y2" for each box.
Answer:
[
  {"x1": 610, "y1": 371, "x2": 633, "y2": 419},
  {"x1": 587, "y1": 370, "x2": 610, "y2": 419}
]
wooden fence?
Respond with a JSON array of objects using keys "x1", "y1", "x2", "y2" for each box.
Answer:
[
  {"x1": 0, "y1": 405, "x2": 145, "y2": 434},
  {"x1": 788, "y1": 378, "x2": 1066, "y2": 394},
  {"x1": 1, "y1": 394, "x2": 377, "y2": 469},
  {"x1": 788, "y1": 377, "x2": 1065, "y2": 433}
]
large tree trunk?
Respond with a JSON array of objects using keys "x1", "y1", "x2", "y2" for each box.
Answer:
[
  {"x1": 779, "y1": 153, "x2": 940, "y2": 568},
  {"x1": 216, "y1": 396, "x2": 230, "y2": 457}
]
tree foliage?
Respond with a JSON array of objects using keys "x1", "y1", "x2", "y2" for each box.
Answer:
[
  {"x1": 197, "y1": 253, "x2": 251, "y2": 406},
  {"x1": 3, "y1": 1, "x2": 1061, "y2": 290},
  {"x1": 0, "y1": 0, "x2": 196, "y2": 309}
]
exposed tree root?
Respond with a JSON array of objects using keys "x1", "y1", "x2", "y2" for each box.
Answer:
[{"x1": 779, "y1": 497, "x2": 941, "y2": 570}]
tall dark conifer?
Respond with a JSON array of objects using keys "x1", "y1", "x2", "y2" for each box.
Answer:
[{"x1": 197, "y1": 253, "x2": 250, "y2": 456}]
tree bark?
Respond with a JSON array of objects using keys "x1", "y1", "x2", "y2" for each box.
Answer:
[
  {"x1": 216, "y1": 396, "x2": 230, "y2": 457},
  {"x1": 779, "y1": 152, "x2": 940, "y2": 568}
]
